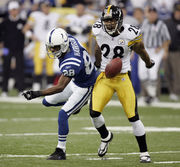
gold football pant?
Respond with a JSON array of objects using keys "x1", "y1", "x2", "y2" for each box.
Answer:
[
  {"x1": 91, "y1": 72, "x2": 137, "y2": 119},
  {"x1": 34, "y1": 41, "x2": 54, "y2": 76}
]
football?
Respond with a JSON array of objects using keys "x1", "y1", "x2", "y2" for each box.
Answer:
[{"x1": 105, "y1": 57, "x2": 122, "y2": 78}]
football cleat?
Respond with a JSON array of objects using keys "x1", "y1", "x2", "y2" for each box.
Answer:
[
  {"x1": 98, "y1": 131, "x2": 113, "y2": 157},
  {"x1": 47, "y1": 148, "x2": 66, "y2": 160},
  {"x1": 140, "y1": 152, "x2": 151, "y2": 163}
]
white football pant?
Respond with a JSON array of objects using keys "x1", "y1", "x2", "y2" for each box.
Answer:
[{"x1": 44, "y1": 81, "x2": 92, "y2": 116}]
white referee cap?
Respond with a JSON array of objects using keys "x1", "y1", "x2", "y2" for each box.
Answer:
[{"x1": 8, "y1": 1, "x2": 19, "y2": 11}]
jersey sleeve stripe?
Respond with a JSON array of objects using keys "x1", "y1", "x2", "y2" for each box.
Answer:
[
  {"x1": 27, "y1": 16, "x2": 35, "y2": 25},
  {"x1": 90, "y1": 32, "x2": 96, "y2": 39},
  {"x1": 62, "y1": 58, "x2": 81, "y2": 64},
  {"x1": 60, "y1": 62, "x2": 80, "y2": 71},
  {"x1": 128, "y1": 34, "x2": 142, "y2": 47}
]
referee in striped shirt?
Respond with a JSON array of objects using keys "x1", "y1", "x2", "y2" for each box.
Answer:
[{"x1": 138, "y1": 6, "x2": 171, "y2": 104}]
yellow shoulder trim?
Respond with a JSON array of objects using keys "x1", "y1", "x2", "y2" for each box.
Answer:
[
  {"x1": 128, "y1": 34, "x2": 142, "y2": 47},
  {"x1": 27, "y1": 16, "x2": 35, "y2": 26},
  {"x1": 90, "y1": 32, "x2": 96, "y2": 39},
  {"x1": 28, "y1": 16, "x2": 35, "y2": 22}
]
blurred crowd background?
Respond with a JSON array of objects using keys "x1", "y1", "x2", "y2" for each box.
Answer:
[{"x1": 0, "y1": 0, "x2": 180, "y2": 104}]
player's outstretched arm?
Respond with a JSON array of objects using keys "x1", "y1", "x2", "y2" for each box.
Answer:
[
  {"x1": 94, "y1": 42, "x2": 102, "y2": 69},
  {"x1": 23, "y1": 75, "x2": 71, "y2": 100},
  {"x1": 132, "y1": 41, "x2": 155, "y2": 68}
]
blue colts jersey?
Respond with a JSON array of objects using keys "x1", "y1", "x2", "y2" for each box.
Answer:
[{"x1": 59, "y1": 35, "x2": 99, "y2": 88}]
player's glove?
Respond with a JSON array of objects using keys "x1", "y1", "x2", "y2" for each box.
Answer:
[
  {"x1": 22, "y1": 90, "x2": 41, "y2": 100},
  {"x1": 146, "y1": 59, "x2": 155, "y2": 69}
]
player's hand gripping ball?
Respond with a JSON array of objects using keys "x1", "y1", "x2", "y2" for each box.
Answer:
[{"x1": 105, "y1": 57, "x2": 122, "y2": 78}]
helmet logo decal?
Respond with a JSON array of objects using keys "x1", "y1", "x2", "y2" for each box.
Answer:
[
  {"x1": 61, "y1": 33, "x2": 68, "y2": 42},
  {"x1": 107, "y1": 5, "x2": 112, "y2": 14},
  {"x1": 49, "y1": 28, "x2": 55, "y2": 43}
]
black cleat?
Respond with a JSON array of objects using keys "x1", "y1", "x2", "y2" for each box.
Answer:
[{"x1": 47, "y1": 148, "x2": 66, "y2": 160}]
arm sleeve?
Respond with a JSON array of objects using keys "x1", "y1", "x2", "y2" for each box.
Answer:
[
  {"x1": 161, "y1": 23, "x2": 171, "y2": 42},
  {"x1": 0, "y1": 21, "x2": 4, "y2": 42}
]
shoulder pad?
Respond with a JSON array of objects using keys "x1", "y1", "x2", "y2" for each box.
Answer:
[
  {"x1": 123, "y1": 24, "x2": 142, "y2": 47},
  {"x1": 29, "y1": 11, "x2": 41, "y2": 18},
  {"x1": 123, "y1": 24, "x2": 141, "y2": 39},
  {"x1": 28, "y1": 11, "x2": 41, "y2": 24}
]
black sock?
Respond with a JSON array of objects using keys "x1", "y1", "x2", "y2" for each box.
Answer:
[
  {"x1": 96, "y1": 124, "x2": 109, "y2": 139},
  {"x1": 135, "y1": 134, "x2": 148, "y2": 152}
]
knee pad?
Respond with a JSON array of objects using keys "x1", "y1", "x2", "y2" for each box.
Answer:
[
  {"x1": 128, "y1": 114, "x2": 139, "y2": 122},
  {"x1": 42, "y1": 98, "x2": 51, "y2": 107},
  {"x1": 58, "y1": 110, "x2": 68, "y2": 122},
  {"x1": 90, "y1": 109, "x2": 101, "y2": 118},
  {"x1": 91, "y1": 114, "x2": 105, "y2": 129},
  {"x1": 130, "y1": 120, "x2": 145, "y2": 136}
]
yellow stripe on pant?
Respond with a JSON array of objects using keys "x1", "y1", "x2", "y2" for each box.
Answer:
[
  {"x1": 92, "y1": 72, "x2": 136, "y2": 118},
  {"x1": 34, "y1": 41, "x2": 54, "y2": 76}
]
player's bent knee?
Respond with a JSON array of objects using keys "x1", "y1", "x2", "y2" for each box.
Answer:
[
  {"x1": 90, "y1": 109, "x2": 101, "y2": 118},
  {"x1": 128, "y1": 114, "x2": 139, "y2": 122},
  {"x1": 58, "y1": 110, "x2": 68, "y2": 122},
  {"x1": 42, "y1": 98, "x2": 66, "y2": 107},
  {"x1": 130, "y1": 120, "x2": 145, "y2": 136},
  {"x1": 42, "y1": 98, "x2": 51, "y2": 107}
]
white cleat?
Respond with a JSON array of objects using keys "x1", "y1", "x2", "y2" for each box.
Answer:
[
  {"x1": 98, "y1": 131, "x2": 113, "y2": 157},
  {"x1": 140, "y1": 152, "x2": 151, "y2": 163}
]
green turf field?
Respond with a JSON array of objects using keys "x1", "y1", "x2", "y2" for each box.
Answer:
[{"x1": 0, "y1": 102, "x2": 180, "y2": 167}]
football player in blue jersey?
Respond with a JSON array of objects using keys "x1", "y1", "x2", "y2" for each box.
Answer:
[{"x1": 22, "y1": 28, "x2": 99, "y2": 160}]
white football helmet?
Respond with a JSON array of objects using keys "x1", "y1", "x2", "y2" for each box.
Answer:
[{"x1": 46, "y1": 28, "x2": 69, "y2": 58}]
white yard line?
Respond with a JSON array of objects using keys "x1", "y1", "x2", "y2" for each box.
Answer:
[
  {"x1": 86, "y1": 157, "x2": 123, "y2": 160},
  {"x1": 84, "y1": 126, "x2": 180, "y2": 132},
  {"x1": 0, "y1": 126, "x2": 180, "y2": 137},
  {"x1": 0, "y1": 97, "x2": 180, "y2": 109},
  {"x1": 1, "y1": 115, "x2": 180, "y2": 123},
  {"x1": 0, "y1": 132, "x2": 98, "y2": 137},
  {"x1": 154, "y1": 161, "x2": 180, "y2": 164},
  {"x1": 0, "y1": 151, "x2": 180, "y2": 159},
  {"x1": 0, "y1": 117, "x2": 91, "y2": 122},
  {"x1": 0, "y1": 117, "x2": 127, "y2": 122}
]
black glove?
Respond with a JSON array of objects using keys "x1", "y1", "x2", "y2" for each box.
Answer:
[
  {"x1": 22, "y1": 90, "x2": 41, "y2": 100},
  {"x1": 94, "y1": 61, "x2": 100, "y2": 69},
  {"x1": 146, "y1": 59, "x2": 155, "y2": 69}
]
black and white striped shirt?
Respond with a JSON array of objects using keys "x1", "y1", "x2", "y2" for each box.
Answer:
[{"x1": 142, "y1": 19, "x2": 171, "y2": 48}]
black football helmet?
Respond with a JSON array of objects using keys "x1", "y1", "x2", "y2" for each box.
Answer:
[{"x1": 101, "y1": 5, "x2": 123, "y2": 35}]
